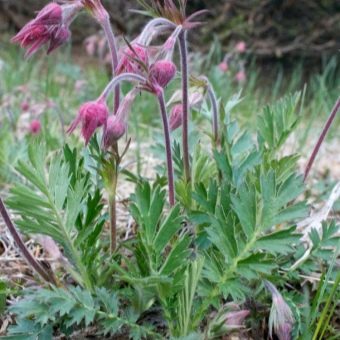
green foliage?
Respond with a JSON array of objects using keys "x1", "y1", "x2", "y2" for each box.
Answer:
[
  {"x1": 129, "y1": 180, "x2": 191, "y2": 279},
  {"x1": 1, "y1": 35, "x2": 339, "y2": 338},
  {"x1": 5, "y1": 286, "x2": 160, "y2": 339},
  {"x1": 6, "y1": 143, "x2": 105, "y2": 289},
  {"x1": 174, "y1": 258, "x2": 204, "y2": 337},
  {"x1": 0, "y1": 281, "x2": 6, "y2": 315},
  {"x1": 257, "y1": 92, "x2": 301, "y2": 153},
  {"x1": 187, "y1": 94, "x2": 310, "y2": 328}
]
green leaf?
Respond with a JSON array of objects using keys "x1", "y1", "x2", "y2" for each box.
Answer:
[
  {"x1": 254, "y1": 226, "x2": 300, "y2": 254},
  {"x1": 154, "y1": 205, "x2": 182, "y2": 255},
  {"x1": 231, "y1": 183, "x2": 256, "y2": 239},
  {"x1": 257, "y1": 92, "x2": 301, "y2": 152}
]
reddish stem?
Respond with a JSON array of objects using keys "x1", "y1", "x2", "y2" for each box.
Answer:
[
  {"x1": 178, "y1": 30, "x2": 191, "y2": 182},
  {"x1": 304, "y1": 97, "x2": 340, "y2": 181},
  {"x1": 0, "y1": 198, "x2": 56, "y2": 285},
  {"x1": 157, "y1": 91, "x2": 175, "y2": 206},
  {"x1": 101, "y1": 15, "x2": 120, "y2": 114}
]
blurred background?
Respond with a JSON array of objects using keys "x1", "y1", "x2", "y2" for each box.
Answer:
[
  {"x1": 1, "y1": 0, "x2": 339, "y2": 66},
  {"x1": 0, "y1": 0, "x2": 339, "y2": 181}
]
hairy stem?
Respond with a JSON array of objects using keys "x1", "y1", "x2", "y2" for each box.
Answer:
[
  {"x1": 0, "y1": 198, "x2": 56, "y2": 285},
  {"x1": 138, "y1": 17, "x2": 176, "y2": 45},
  {"x1": 101, "y1": 15, "x2": 120, "y2": 114},
  {"x1": 304, "y1": 97, "x2": 340, "y2": 181},
  {"x1": 157, "y1": 91, "x2": 175, "y2": 206},
  {"x1": 100, "y1": 73, "x2": 146, "y2": 101},
  {"x1": 201, "y1": 76, "x2": 219, "y2": 144},
  {"x1": 178, "y1": 30, "x2": 190, "y2": 182}
]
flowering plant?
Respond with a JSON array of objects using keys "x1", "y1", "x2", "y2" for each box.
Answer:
[{"x1": 1, "y1": 0, "x2": 339, "y2": 339}]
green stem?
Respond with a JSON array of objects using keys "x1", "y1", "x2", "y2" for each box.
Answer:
[{"x1": 109, "y1": 174, "x2": 118, "y2": 254}]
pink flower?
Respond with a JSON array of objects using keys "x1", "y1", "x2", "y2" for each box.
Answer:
[
  {"x1": 34, "y1": 3, "x2": 63, "y2": 25},
  {"x1": 116, "y1": 44, "x2": 148, "y2": 74},
  {"x1": 29, "y1": 119, "x2": 41, "y2": 135},
  {"x1": 11, "y1": 2, "x2": 79, "y2": 57},
  {"x1": 102, "y1": 89, "x2": 137, "y2": 148},
  {"x1": 169, "y1": 104, "x2": 183, "y2": 131},
  {"x1": 67, "y1": 100, "x2": 109, "y2": 144},
  {"x1": 102, "y1": 116, "x2": 126, "y2": 149},
  {"x1": 218, "y1": 61, "x2": 228, "y2": 73},
  {"x1": 235, "y1": 41, "x2": 246, "y2": 53},
  {"x1": 149, "y1": 60, "x2": 177, "y2": 89},
  {"x1": 235, "y1": 70, "x2": 246, "y2": 83}
]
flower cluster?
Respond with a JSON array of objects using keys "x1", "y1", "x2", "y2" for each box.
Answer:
[{"x1": 12, "y1": 0, "x2": 210, "y2": 209}]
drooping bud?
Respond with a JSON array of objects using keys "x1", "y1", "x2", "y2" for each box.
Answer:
[
  {"x1": 264, "y1": 280, "x2": 294, "y2": 340},
  {"x1": 235, "y1": 41, "x2": 246, "y2": 53},
  {"x1": 218, "y1": 61, "x2": 228, "y2": 73},
  {"x1": 29, "y1": 119, "x2": 41, "y2": 135},
  {"x1": 102, "y1": 115, "x2": 126, "y2": 149},
  {"x1": 169, "y1": 104, "x2": 183, "y2": 131},
  {"x1": 67, "y1": 99, "x2": 109, "y2": 145},
  {"x1": 47, "y1": 26, "x2": 71, "y2": 54},
  {"x1": 149, "y1": 60, "x2": 177, "y2": 88},
  {"x1": 102, "y1": 88, "x2": 137, "y2": 148},
  {"x1": 12, "y1": 2, "x2": 81, "y2": 57},
  {"x1": 207, "y1": 304, "x2": 249, "y2": 338},
  {"x1": 35, "y1": 3, "x2": 63, "y2": 26}
]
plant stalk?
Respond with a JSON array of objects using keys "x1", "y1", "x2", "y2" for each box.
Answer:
[
  {"x1": 304, "y1": 97, "x2": 340, "y2": 181},
  {"x1": 178, "y1": 30, "x2": 190, "y2": 182},
  {"x1": 100, "y1": 73, "x2": 146, "y2": 101},
  {"x1": 201, "y1": 76, "x2": 219, "y2": 144},
  {"x1": 157, "y1": 91, "x2": 175, "y2": 206},
  {"x1": 0, "y1": 198, "x2": 56, "y2": 285},
  {"x1": 109, "y1": 155, "x2": 119, "y2": 253},
  {"x1": 101, "y1": 12, "x2": 120, "y2": 114}
]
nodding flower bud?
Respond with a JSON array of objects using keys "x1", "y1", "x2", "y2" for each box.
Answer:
[
  {"x1": 67, "y1": 99, "x2": 108, "y2": 145},
  {"x1": 102, "y1": 88, "x2": 137, "y2": 149},
  {"x1": 264, "y1": 281, "x2": 294, "y2": 340},
  {"x1": 116, "y1": 44, "x2": 148, "y2": 75},
  {"x1": 29, "y1": 119, "x2": 41, "y2": 135},
  {"x1": 149, "y1": 60, "x2": 176, "y2": 89},
  {"x1": 235, "y1": 41, "x2": 246, "y2": 53},
  {"x1": 218, "y1": 61, "x2": 228, "y2": 73},
  {"x1": 11, "y1": 2, "x2": 81, "y2": 57},
  {"x1": 34, "y1": 3, "x2": 63, "y2": 25},
  {"x1": 47, "y1": 26, "x2": 71, "y2": 54},
  {"x1": 102, "y1": 115, "x2": 126, "y2": 149},
  {"x1": 169, "y1": 104, "x2": 183, "y2": 131}
]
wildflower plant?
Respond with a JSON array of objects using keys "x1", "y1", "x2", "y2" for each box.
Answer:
[{"x1": 1, "y1": 0, "x2": 339, "y2": 339}]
